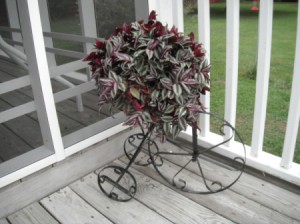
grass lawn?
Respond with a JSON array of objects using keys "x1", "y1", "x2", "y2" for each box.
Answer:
[{"x1": 184, "y1": 2, "x2": 300, "y2": 163}]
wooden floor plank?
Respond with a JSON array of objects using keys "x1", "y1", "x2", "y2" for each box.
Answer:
[
  {"x1": 0, "y1": 124, "x2": 32, "y2": 161},
  {"x1": 4, "y1": 116, "x2": 43, "y2": 148},
  {"x1": 0, "y1": 95, "x2": 42, "y2": 149},
  {"x1": 0, "y1": 59, "x2": 27, "y2": 77},
  {"x1": 0, "y1": 219, "x2": 9, "y2": 224},
  {"x1": 7, "y1": 202, "x2": 59, "y2": 224},
  {"x1": 107, "y1": 160, "x2": 234, "y2": 224},
  {"x1": 70, "y1": 172, "x2": 173, "y2": 224},
  {"x1": 156, "y1": 140, "x2": 300, "y2": 222},
  {"x1": 40, "y1": 187, "x2": 112, "y2": 224},
  {"x1": 119, "y1": 153, "x2": 298, "y2": 224}
]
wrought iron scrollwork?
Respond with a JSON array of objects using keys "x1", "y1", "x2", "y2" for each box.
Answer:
[
  {"x1": 149, "y1": 111, "x2": 246, "y2": 194},
  {"x1": 98, "y1": 111, "x2": 246, "y2": 200}
]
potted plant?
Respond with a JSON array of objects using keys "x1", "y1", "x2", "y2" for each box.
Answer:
[
  {"x1": 83, "y1": 11, "x2": 246, "y2": 201},
  {"x1": 84, "y1": 10, "x2": 210, "y2": 143}
]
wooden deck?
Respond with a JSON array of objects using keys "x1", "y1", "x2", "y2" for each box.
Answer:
[
  {"x1": 1, "y1": 139, "x2": 300, "y2": 224},
  {"x1": 0, "y1": 58, "x2": 109, "y2": 162}
]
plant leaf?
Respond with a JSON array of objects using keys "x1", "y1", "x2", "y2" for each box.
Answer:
[
  {"x1": 173, "y1": 83, "x2": 182, "y2": 96},
  {"x1": 118, "y1": 82, "x2": 126, "y2": 92},
  {"x1": 143, "y1": 111, "x2": 153, "y2": 123},
  {"x1": 178, "y1": 117, "x2": 187, "y2": 130},
  {"x1": 161, "y1": 116, "x2": 173, "y2": 123},
  {"x1": 164, "y1": 104, "x2": 175, "y2": 114},
  {"x1": 146, "y1": 49, "x2": 153, "y2": 59},
  {"x1": 161, "y1": 78, "x2": 173, "y2": 90},
  {"x1": 172, "y1": 124, "x2": 181, "y2": 139},
  {"x1": 130, "y1": 87, "x2": 140, "y2": 99}
]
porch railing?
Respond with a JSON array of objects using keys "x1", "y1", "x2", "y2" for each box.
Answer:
[{"x1": 0, "y1": 0, "x2": 299, "y2": 188}]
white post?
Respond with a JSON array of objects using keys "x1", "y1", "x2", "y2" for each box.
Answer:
[
  {"x1": 172, "y1": 0, "x2": 184, "y2": 32},
  {"x1": 280, "y1": 2, "x2": 300, "y2": 169},
  {"x1": 148, "y1": 0, "x2": 173, "y2": 26},
  {"x1": 38, "y1": 0, "x2": 57, "y2": 67},
  {"x1": 198, "y1": 0, "x2": 210, "y2": 137},
  {"x1": 5, "y1": 0, "x2": 23, "y2": 52},
  {"x1": 78, "y1": 0, "x2": 97, "y2": 55},
  {"x1": 134, "y1": 0, "x2": 149, "y2": 21},
  {"x1": 17, "y1": 0, "x2": 65, "y2": 161},
  {"x1": 251, "y1": 1, "x2": 273, "y2": 157},
  {"x1": 224, "y1": 0, "x2": 240, "y2": 145}
]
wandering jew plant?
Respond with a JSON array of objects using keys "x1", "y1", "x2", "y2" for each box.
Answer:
[{"x1": 84, "y1": 11, "x2": 210, "y2": 142}]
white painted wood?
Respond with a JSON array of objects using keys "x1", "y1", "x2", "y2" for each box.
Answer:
[
  {"x1": 0, "y1": 75, "x2": 30, "y2": 95},
  {"x1": 70, "y1": 173, "x2": 173, "y2": 224},
  {"x1": 17, "y1": 0, "x2": 65, "y2": 161},
  {"x1": 39, "y1": 0, "x2": 85, "y2": 113},
  {"x1": 38, "y1": 0, "x2": 56, "y2": 67},
  {"x1": 0, "y1": 36, "x2": 26, "y2": 61},
  {"x1": 172, "y1": 0, "x2": 184, "y2": 32},
  {"x1": 148, "y1": 0, "x2": 173, "y2": 26},
  {"x1": 134, "y1": 0, "x2": 149, "y2": 22},
  {"x1": 0, "y1": 38, "x2": 22, "y2": 47},
  {"x1": 0, "y1": 153, "x2": 56, "y2": 189},
  {"x1": 0, "y1": 36, "x2": 28, "y2": 70},
  {"x1": 8, "y1": 202, "x2": 59, "y2": 224},
  {"x1": 112, "y1": 160, "x2": 234, "y2": 224},
  {"x1": 41, "y1": 187, "x2": 112, "y2": 224},
  {"x1": 197, "y1": 0, "x2": 210, "y2": 137},
  {"x1": 43, "y1": 31, "x2": 96, "y2": 43},
  {"x1": 0, "y1": 26, "x2": 20, "y2": 33},
  {"x1": 64, "y1": 122, "x2": 127, "y2": 157},
  {"x1": 281, "y1": 2, "x2": 300, "y2": 169},
  {"x1": 45, "y1": 47, "x2": 86, "y2": 59},
  {"x1": 224, "y1": 0, "x2": 239, "y2": 145},
  {"x1": 5, "y1": 0, "x2": 23, "y2": 52},
  {"x1": 147, "y1": 0, "x2": 159, "y2": 17},
  {"x1": 149, "y1": 141, "x2": 300, "y2": 222},
  {"x1": 0, "y1": 128, "x2": 134, "y2": 217},
  {"x1": 78, "y1": 0, "x2": 97, "y2": 58},
  {"x1": 63, "y1": 71, "x2": 88, "y2": 82},
  {"x1": 0, "y1": 80, "x2": 94, "y2": 123},
  {"x1": 0, "y1": 146, "x2": 53, "y2": 178},
  {"x1": 0, "y1": 101, "x2": 36, "y2": 123},
  {"x1": 54, "y1": 80, "x2": 94, "y2": 103},
  {"x1": 0, "y1": 219, "x2": 9, "y2": 224},
  {"x1": 120, "y1": 152, "x2": 300, "y2": 224},
  {"x1": 54, "y1": 76, "x2": 84, "y2": 112},
  {"x1": 251, "y1": 1, "x2": 273, "y2": 157},
  {"x1": 179, "y1": 131, "x2": 300, "y2": 186},
  {"x1": 50, "y1": 59, "x2": 88, "y2": 78}
]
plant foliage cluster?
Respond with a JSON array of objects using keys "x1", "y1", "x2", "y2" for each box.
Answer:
[{"x1": 85, "y1": 11, "x2": 210, "y2": 141}]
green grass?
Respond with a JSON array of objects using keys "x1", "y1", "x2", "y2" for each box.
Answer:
[{"x1": 184, "y1": 2, "x2": 300, "y2": 163}]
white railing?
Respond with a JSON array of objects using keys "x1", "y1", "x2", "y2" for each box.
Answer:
[
  {"x1": 0, "y1": 0, "x2": 129, "y2": 188},
  {"x1": 153, "y1": 0, "x2": 300, "y2": 185},
  {"x1": 0, "y1": 0, "x2": 299, "y2": 188}
]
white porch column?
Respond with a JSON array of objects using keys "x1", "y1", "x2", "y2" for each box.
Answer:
[
  {"x1": 5, "y1": 0, "x2": 23, "y2": 52},
  {"x1": 172, "y1": 0, "x2": 184, "y2": 32},
  {"x1": 78, "y1": 0, "x2": 97, "y2": 55},
  {"x1": 148, "y1": 0, "x2": 173, "y2": 26},
  {"x1": 17, "y1": 0, "x2": 65, "y2": 161},
  {"x1": 39, "y1": 0, "x2": 57, "y2": 67},
  {"x1": 251, "y1": 1, "x2": 273, "y2": 157},
  {"x1": 198, "y1": 0, "x2": 211, "y2": 137},
  {"x1": 224, "y1": 0, "x2": 240, "y2": 145},
  {"x1": 134, "y1": 0, "x2": 149, "y2": 21},
  {"x1": 281, "y1": 2, "x2": 300, "y2": 169}
]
